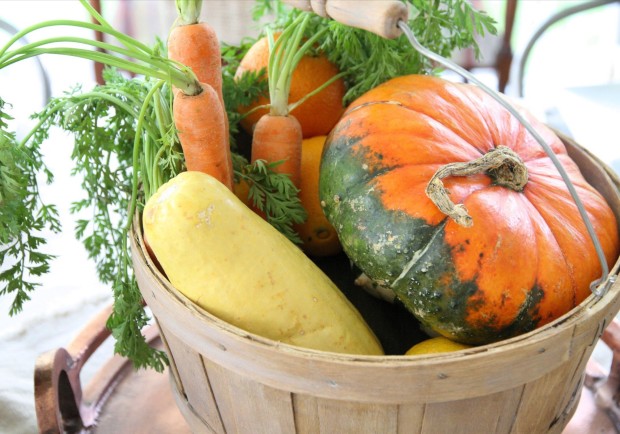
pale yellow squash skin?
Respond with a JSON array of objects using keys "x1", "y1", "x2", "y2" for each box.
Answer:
[{"x1": 143, "y1": 171, "x2": 383, "y2": 356}]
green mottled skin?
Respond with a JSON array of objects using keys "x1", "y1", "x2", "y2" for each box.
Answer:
[
  {"x1": 319, "y1": 126, "x2": 436, "y2": 285},
  {"x1": 320, "y1": 126, "x2": 543, "y2": 345}
]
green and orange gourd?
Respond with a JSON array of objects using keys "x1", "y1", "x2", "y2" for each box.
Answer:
[{"x1": 320, "y1": 74, "x2": 620, "y2": 345}]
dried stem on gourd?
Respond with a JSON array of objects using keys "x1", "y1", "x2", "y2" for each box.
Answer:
[{"x1": 426, "y1": 146, "x2": 528, "y2": 227}]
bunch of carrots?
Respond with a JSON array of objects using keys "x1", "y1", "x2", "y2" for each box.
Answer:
[
  {"x1": 0, "y1": 0, "x2": 321, "y2": 242},
  {"x1": 1, "y1": 0, "x2": 495, "y2": 371},
  {"x1": 166, "y1": 1, "x2": 330, "y2": 211},
  {"x1": 169, "y1": 2, "x2": 340, "y2": 229},
  {"x1": 171, "y1": 2, "x2": 332, "y2": 198},
  {"x1": 0, "y1": 0, "x2": 331, "y2": 368}
]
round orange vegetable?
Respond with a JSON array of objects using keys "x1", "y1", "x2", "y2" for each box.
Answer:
[
  {"x1": 320, "y1": 74, "x2": 620, "y2": 345},
  {"x1": 296, "y1": 136, "x2": 341, "y2": 257},
  {"x1": 235, "y1": 35, "x2": 346, "y2": 139}
]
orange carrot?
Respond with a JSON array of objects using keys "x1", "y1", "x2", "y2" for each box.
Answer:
[
  {"x1": 251, "y1": 114, "x2": 303, "y2": 186},
  {"x1": 168, "y1": 0, "x2": 233, "y2": 188},
  {"x1": 168, "y1": 17, "x2": 223, "y2": 107},
  {"x1": 249, "y1": 14, "x2": 323, "y2": 187},
  {"x1": 173, "y1": 84, "x2": 233, "y2": 190}
]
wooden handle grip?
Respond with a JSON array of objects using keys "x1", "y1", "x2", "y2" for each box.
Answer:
[
  {"x1": 283, "y1": 0, "x2": 313, "y2": 11},
  {"x1": 283, "y1": 0, "x2": 408, "y2": 39}
]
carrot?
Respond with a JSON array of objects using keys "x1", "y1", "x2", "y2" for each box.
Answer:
[
  {"x1": 249, "y1": 14, "x2": 326, "y2": 187},
  {"x1": 168, "y1": 0, "x2": 233, "y2": 188},
  {"x1": 252, "y1": 114, "x2": 303, "y2": 186},
  {"x1": 173, "y1": 84, "x2": 232, "y2": 190},
  {"x1": 168, "y1": 0, "x2": 223, "y2": 106}
]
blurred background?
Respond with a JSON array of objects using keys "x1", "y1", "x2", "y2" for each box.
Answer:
[{"x1": 0, "y1": 1, "x2": 618, "y2": 432}]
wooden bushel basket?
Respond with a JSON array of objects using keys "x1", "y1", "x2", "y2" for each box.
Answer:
[{"x1": 130, "y1": 134, "x2": 620, "y2": 434}]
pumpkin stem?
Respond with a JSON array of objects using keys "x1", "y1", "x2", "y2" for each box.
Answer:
[{"x1": 426, "y1": 146, "x2": 528, "y2": 227}]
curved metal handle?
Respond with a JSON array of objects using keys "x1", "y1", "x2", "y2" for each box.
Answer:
[{"x1": 397, "y1": 20, "x2": 613, "y2": 297}]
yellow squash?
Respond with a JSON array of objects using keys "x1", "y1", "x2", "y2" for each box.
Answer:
[{"x1": 143, "y1": 171, "x2": 383, "y2": 356}]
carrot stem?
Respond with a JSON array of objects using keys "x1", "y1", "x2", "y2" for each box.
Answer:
[
  {"x1": 125, "y1": 80, "x2": 165, "y2": 232},
  {"x1": 287, "y1": 71, "x2": 347, "y2": 113},
  {"x1": 1, "y1": 47, "x2": 201, "y2": 96},
  {"x1": 289, "y1": 27, "x2": 328, "y2": 73},
  {"x1": 149, "y1": 86, "x2": 175, "y2": 197},
  {"x1": 266, "y1": 20, "x2": 299, "y2": 108},
  {"x1": 237, "y1": 102, "x2": 272, "y2": 121},
  {"x1": 0, "y1": 2, "x2": 202, "y2": 96},
  {"x1": 79, "y1": 0, "x2": 153, "y2": 55},
  {"x1": 268, "y1": 15, "x2": 309, "y2": 116},
  {"x1": 175, "y1": 0, "x2": 203, "y2": 25},
  {"x1": 0, "y1": 19, "x2": 151, "y2": 60},
  {"x1": 1, "y1": 36, "x2": 150, "y2": 69}
]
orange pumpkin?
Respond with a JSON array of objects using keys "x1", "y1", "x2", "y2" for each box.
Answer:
[{"x1": 320, "y1": 74, "x2": 620, "y2": 344}]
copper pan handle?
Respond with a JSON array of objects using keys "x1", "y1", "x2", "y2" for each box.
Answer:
[{"x1": 34, "y1": 305, "x2": 113, "y2": 433}]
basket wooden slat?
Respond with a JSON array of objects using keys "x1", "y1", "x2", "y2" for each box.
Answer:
[
  {"x1": 162, "y1": 327, "x2": 225, "y2": 433},
  {"x1": 210, "y1": 359, "x2": 297, "y2": 433},
  {"x1": 514, "y1": 358, "x2": 584, "y2": 433},
  {"x1": 131, "y1": 136, "x2": 620, "y2": 433}
]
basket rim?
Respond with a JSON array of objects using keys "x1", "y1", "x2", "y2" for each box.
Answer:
[{"x1": 131, "y1": 221, "x2": 620, "y2": 365}]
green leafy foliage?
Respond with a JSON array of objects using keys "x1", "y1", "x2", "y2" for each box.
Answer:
[
  {"x1": 221, "y1": 39, "x2": 268, "y2": 149},
  {"x1": 106, "y1": 241, "x2": 166, "y2": 372},
  {"x1": 233, "y1": 154, "x2": 307, "y2": 244},
  {"x1": 248, "y1": 0, "x2": 497, "y2": 104},
  {"x1": 0, "y1": 99, "x2": 61, "y2": 315},
  {"x1": 18, "y1": 68, "x2": 174, "y2": 370},
  {"x1": 251, "y1": 0, "x2": 287, "y2": 21}
]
